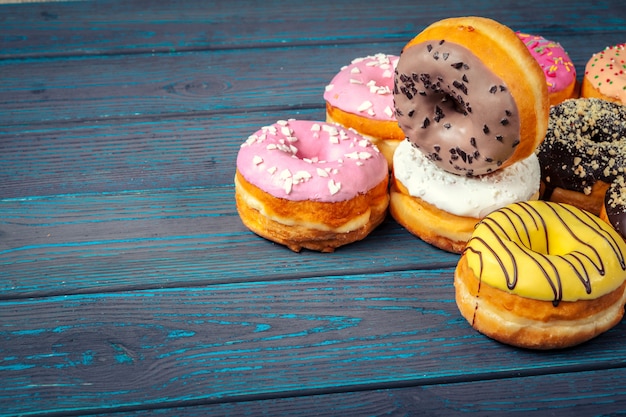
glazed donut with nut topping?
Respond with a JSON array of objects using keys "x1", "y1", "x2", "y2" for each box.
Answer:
[
  {"x1": 537, "y1": 98, "x2": 626, "y2": 231},
  {"x1": 455, "y1": 200, "x2": 626, "y2": 350},
  {"x1": 393, "y1": 16, "x2": 549, "y2": 177},
  {"x1": 324, "y1": 53, "x2": 404, "y2": 166},
  {"x1": 235, "y1": 119, "x2": 389, "y2": 252}
]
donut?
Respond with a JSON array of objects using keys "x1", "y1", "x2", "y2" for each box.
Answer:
[
  {"x1": 455, "y1": 200, "x2": 626, "y2": 349},
  {"x1": 581, "y1": 43, "x2": 626, "y2": 105},
  {"x1": 601, "y1": 175, "x2": 626, "y2": 240},
  {"x1": 235, "y1": 119, "x2": 389, "y2": 252},
  {"x1": 324, "y1": 53, "x2": 404, "y2": 166},
  {"x1": 393, "y1": 16, "x2": 549, "y2": 177},
  {"x1": 390, "y1": 139, "x2": 541, "y2": 253},
  {"x1": 516, "y1": 32, "x2": 577, "y2": 106},
  {"x1": 537, "y1": 98, "x2": 626, "y2": 219}
]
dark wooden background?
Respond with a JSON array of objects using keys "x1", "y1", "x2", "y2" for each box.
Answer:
[{"x1": 2, "y1": 0, "x2": 626, "y2": 415}]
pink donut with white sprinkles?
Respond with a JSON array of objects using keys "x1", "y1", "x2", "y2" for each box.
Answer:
[
  {"x1": 237, "y1": 119, "x2": 388, "y2": 202},
  {"x1": 324, "y1": 53, "x2": 404, "y2": 166}
]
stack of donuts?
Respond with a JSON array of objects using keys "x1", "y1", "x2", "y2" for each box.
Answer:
[
  {"x1": 389, "y1": 17, "x2": 550, "y2": 253},
  {"x1": 234, "y1": 16, "x2": 626, "y2": 349}
]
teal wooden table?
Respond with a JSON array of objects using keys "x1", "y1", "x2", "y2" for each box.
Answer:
[{"x1": 2, "y1": 1, "x2": 626, "y2": 415}]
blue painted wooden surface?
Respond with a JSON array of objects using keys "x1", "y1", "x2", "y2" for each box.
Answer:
[{"x1": 2, "y1": 0, "x2": 626, "y2": 415}]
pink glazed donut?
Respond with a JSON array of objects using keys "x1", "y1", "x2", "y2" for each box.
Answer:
[
  {"x1": 234, "y1": 119, "x2": 389, "y2": 252},
  {"x1": 324, "y1": 53, "x2": 405, "y2": 166},
  {"x1": 517, "y1": 32, "x2": 577, "y2": 105}
]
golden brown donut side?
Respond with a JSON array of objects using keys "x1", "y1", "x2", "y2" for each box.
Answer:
[
  {"x1": 389, "y1": 176, "x2": 478, "y2": 254},
  {"x1": 541, "y1": 180, "x2": 611, "y2": 217},
  {"x1": 455, "y1": 256, "x2": 626, "y2": 350},
  {"x1": 235, "y1": 171, "x2": 389, "y2": 252},
  {"x1": 325, "y1": 103, "x2": 404, "y2": 167}
]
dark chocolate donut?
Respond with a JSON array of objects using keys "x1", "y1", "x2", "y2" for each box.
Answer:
[{"x1": 537, "y1": 98, "x2": 626, "y2": 238}]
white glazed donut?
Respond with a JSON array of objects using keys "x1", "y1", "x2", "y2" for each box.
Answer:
[
  {"x1": 390, "y1": 139, "x2": 540, "y2": 253},
  {"x1": 235, "y1": 119, "x2": 389, "y2": 252}
]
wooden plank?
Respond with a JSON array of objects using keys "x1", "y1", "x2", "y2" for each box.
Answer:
[
  {"x1": 0, "y1": 186, "x2": 459, "y2": 298},
  {"x1": 0, "y1": 109, "x2": 326, "y2": 198},
  {"x1": 0, "y1": 42, "x2": 398, "y2": 125},
  {"x1": 1, "y1": 32, "x2": 622, "y2": 127},
  {"x1": 1, "y1": 270, "x2": 625, "y2": 416},
  {"x1": 1, "y1": 0, "x2": 625, "y2": 58},
  {"x1": 79, "y1": 368, "x2": 626, "y2": 416}
]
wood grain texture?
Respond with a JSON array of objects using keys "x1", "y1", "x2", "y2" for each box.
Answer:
[
  {"x1": 1, "y1": 270, "x2": 625, "y2": 416},
  {"x1": 80, "y1": 368, "x2": 626, "y2": 417},
  {"x1": 1, "y1": 0, "x2": 625, "y2": 58},
  {"x1": 3, "y1": 0, "x2": 626, "y2": 415},
  {"x1": 0, "y1": 109, "x2": 326, "y2": 197},
  {"x1": 0, "y1": 33, "x2": 620, "y2": 127},
  {"x1": 0, "y1": 187, "x2": 459, "y2": 298}
]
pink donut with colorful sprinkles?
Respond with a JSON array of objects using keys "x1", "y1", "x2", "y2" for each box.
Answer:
[
  {"x1": 582, "y1": 43, "x2": 626, "y2": 105},
  {"x1": 517, "y1": 32, "x2": 577, "y2": 105}
]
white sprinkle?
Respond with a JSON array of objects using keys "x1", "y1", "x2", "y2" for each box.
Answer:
[
  {"x1": 276, "y1": 120, "x2": 288, "y2": 126},
  {"x1": 281, "y1": 126, "x2": 292, "y2": 136},
  {"x1": 367, "y1": 108, "x2": 375, "y2": 116},
  {"x1": 289, "y1": 144, "x2": 298, "y2": 154},
  {"x1": 328, "y1": 179, "x2": 341, "y2": 195},
  {"x1": 293, "y1": 170, "x2": 312, "y2": 183},
  {"x1": 358, "y1": 139, "x2": 369, "y2": 148},
  {"x1": 279, "y1": 169, "x2": 292, "y2": 180},
  {"x1": 345, "y1": 151, "x2": 372, "y2": 160},
  {"x1": 356, "y1": 161, "x2": 364, "y2": 166},
  {"x1": 329, "y1": 135, "x2": 340, "y2": 144},
  {"x1": 284, "y1": 178, "x2": 293, "y2": 195},
  {"x1": 322, "y1": 125, "x2": 339, "y2": 136},
  {"x1": 365, "y1": 60, "x2": 378, "y2": 67},
  {"x1": 267, "y1": 166, "x2": 277, "y2": 175},
  {"x1": 383, "y1": 69, "x2": 393, "y2": 78},
  {"x1": 357, "y1": 101, "x2": 373, "y2": 112},
  {"x1": 316, "y1": 168, "x2": 329, "y2": 177},
  {"x1": 350, "y1": 67, "x2": 361, "y2": 74},
  {"x1": 384, "y1": 106, "x2": 394, "y2": 118},
  {"x1": 349, "y1": 78, "x2": 363, "y2": 84},
  {"x1": 325, "y1": 84, "x2": 334, "y2": 92},
  {"x1": 266, "y1": 144, "x2": 277, "y2": 150},
  {"x1": 252, "y1": 155, "x2": 263, "y2": 165}
]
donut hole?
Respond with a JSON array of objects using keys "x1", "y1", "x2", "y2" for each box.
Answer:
[{"x1": 293, "y1": 137, "x2": 345, "y2": 165}]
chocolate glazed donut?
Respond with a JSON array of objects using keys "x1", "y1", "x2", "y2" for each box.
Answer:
[
  {"x1": 537, "y1": 98, "x2": 626, "y2": 239},
  {"x1": 393, "y1": 40, "x2": 521, "y2": 177}
]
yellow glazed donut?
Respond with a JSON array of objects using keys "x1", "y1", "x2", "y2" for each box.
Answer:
[{"x1": 455, "y1": 200, "x2": 626, "y2": 349}]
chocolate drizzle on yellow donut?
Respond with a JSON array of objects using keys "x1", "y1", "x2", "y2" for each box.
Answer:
[{"x1": 465, "y1": 201, "x2": 626, "y2": 306}]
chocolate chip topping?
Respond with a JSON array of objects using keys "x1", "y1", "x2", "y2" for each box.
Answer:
[{"x1": 393, "y1": 40, "x2": 520, "y2": 176}]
